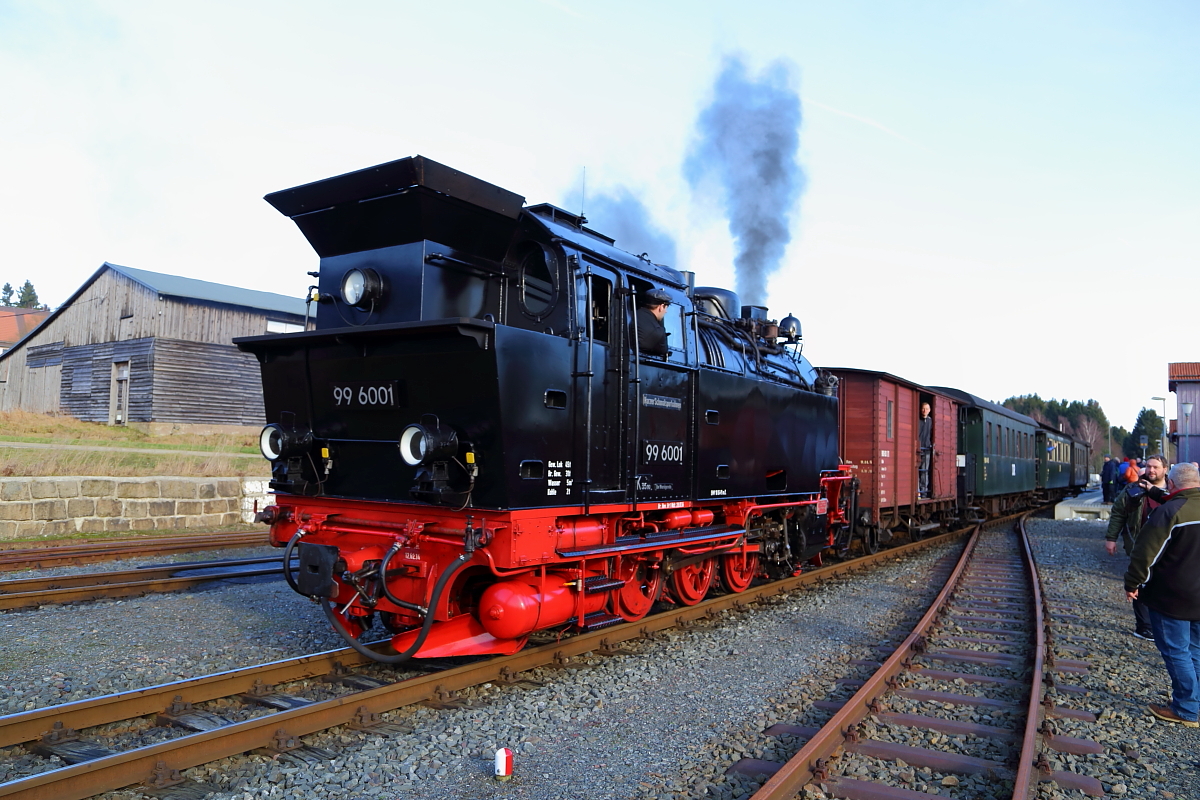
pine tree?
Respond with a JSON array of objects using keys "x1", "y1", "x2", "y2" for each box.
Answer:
[
  {"x1": 1123, "y1": 408, "x2": 1164, "y2": 459},
  {"x1": 15, "y1": 280, "x2": 38, "y2": 309},
  {"x1": 0, "y1": 283, "x2": 12, "y2": 306}
]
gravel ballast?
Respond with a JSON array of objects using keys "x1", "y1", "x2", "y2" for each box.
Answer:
[
  {"x1": 5, "y1": 518, "x2": 1191, "y2": 800},
  {"x1": 2, "y1": 540, "x2": 959, "y2": 799},
  {"x1": 1028, "y1": 516, "x2": 1200, "y2": 800}
]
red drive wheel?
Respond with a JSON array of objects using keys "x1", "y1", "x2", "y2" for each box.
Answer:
[
  {"x1": 719, "y1": 551, "x2": 758, "y2": 593},
  {"x1": 669, "y1": 558, "x2": 716, "y2": 606},
  {"x1": 612, "y1": 555, "x2": 663, "y2": 621}
]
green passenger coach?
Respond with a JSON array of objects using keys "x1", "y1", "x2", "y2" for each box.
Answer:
[
  {"x1": 930, "y1": 387, "x2": 1040, "y2": 514},
  {"x1": 1037, "y1": 426, "x2": 1074, "y2": 490}
]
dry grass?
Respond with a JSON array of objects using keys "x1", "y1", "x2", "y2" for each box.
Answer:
[
  {"x1": 0, "y1": 446, "x2": 271, "y2": 479},
  {"x1": 0, "y1": 410, "x2": 269, "y2": 478},
  {"x1": 0, "y1": 409, "x2": 258, "y2": 453}
]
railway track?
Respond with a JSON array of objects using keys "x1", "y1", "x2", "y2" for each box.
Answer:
[
  {"x1": 0, "y1": 531, "x2": 270, "y2": 573},
  {"x1": 733, "y1": 511, "x2": 1104, "y2": 800},
  {"x1": 0, "y1": 523, "x2": 969, "y2": 800},
  {"x1": 0, "y1": 556, "x2": 294, "y2": 611}
]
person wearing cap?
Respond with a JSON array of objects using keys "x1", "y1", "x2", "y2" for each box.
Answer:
[{"x1": 637, "y1": 290, "x2": 671, "y2": 356}]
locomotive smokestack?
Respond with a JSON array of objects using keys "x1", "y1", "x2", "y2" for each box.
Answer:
[{"x1": 685, "y1": 55, "x2": 804, "y2": 307}]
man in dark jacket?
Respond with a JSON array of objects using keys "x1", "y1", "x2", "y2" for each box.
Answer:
[
  {"x1": 1101, "y1": 455, "x2": 1118, "y2": 503},
  {"x1": 1107, "y1": 454, "x2": 1169, "y2": 639},
  {"x1": 636, "y1": 290, "x2": 671, "y2": 356},
  {"x1": 1124, "y1": 461, "x2": 1200, "y2": 728}
]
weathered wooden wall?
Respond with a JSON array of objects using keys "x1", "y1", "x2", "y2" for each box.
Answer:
[
  {"x1": 0, "y1": 267, "x2": 297, "y2": 421},
  {"x1": 59, "y1": 339, "x2": 154, "y2": 422},
  {"x1": 151, "y1": 339, "x2": 266, "y2": 425}
]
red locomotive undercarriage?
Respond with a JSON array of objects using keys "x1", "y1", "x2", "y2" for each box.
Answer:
[{"x1": 264, "y1": 468, "x2": 855, "y2": 660}]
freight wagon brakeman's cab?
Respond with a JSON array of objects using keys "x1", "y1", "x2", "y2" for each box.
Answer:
[{"x1": 236, "y1": 156, "x2": 855, "y2": 662}]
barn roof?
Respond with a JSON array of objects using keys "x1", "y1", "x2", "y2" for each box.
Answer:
[
  {"x1": 107, "y1": 263, "x2": 306, "y2": 317},
  {"x1": 0, "y1": 263, "x2": 307, "y2": 363}
]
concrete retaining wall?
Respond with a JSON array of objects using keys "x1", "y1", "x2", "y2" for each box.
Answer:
[{"x1": 0, "y1": 477, "x2": 275, "y2": 540}]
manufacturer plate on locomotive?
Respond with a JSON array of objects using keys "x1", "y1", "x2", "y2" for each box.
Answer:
[
  {"x1": 331, "y1": 380, "x2": 406, "y2": 408},
  {"x1": 641, "y1": 394, "x2": 682, "y2": 411}
]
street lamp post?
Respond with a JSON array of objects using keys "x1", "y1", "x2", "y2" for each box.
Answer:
[
  {"x1": 1152, "y1": 396, "x2": 1168, "y2": 459},
  {"x1": 1184, "y1": 402, "x2": 1195, "y2": 465}
]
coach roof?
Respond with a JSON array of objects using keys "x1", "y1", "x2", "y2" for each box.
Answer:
[{"x1": 928, "y1": 386, "x2": 1040, "y2": 427}]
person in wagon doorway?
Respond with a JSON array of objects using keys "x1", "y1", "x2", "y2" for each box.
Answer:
[{"x1": 917, "y1": 402, "x2": 932, "y2": 498}]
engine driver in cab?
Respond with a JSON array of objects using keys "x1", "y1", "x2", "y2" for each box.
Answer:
[{"x1": 637, "y1": 289, "x2": 671, "y2": 356}]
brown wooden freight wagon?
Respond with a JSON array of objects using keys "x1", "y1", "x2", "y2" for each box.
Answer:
[{"x1": 828, "y1": 368, "x2": 961, "y2": 544}]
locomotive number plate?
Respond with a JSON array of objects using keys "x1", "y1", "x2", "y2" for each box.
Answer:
[
  {"x1": 331, "y1": 380, "x2": 404, "y2": 408},
  {"x1": 642, "y1": 440, "x2": 685, "y2": 464}
]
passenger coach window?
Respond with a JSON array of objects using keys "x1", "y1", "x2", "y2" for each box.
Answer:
[{"x1": 987, "y1": 422, "x2": 992, "y2": 454}]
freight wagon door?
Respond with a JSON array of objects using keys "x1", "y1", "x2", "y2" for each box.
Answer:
[{"x1": 626, "y1": 284, "x2": 693, "y2": 503}]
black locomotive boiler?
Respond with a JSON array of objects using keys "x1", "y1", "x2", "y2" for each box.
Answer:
[{"x1": 236, "y1": 156, "x2": 858, "y2": 663}]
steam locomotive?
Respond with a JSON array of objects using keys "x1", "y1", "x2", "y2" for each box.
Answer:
[
  {"x1": 235, "y1": 156, "x2": 858, "y2": 663},
  {"x1": 237, "y1": 156, "x2": 1088, "y2": 664}
]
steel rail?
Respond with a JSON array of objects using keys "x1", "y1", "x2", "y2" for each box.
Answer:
[
  {"x1": 0, "y1": 557, "x2": 287, "y2": 593},
  {"x1": 0, "y1": 565, "x2": 288, "y2": 611},
  {"x1": 1010, "y1": 512, "x2": 1048, "y2": 799},
  {"x1": 0, "y1": 532, "x2": 270, "y2": 573},
  {"x1": 748, "y1": 521, "x2": 989, "y2": 800},
  {"x1": 0, "y1": 524, "x2": 969, "y2": 800},
  {"x1": 746, "y1": 507, "x2": 1100, "y2": 800}
]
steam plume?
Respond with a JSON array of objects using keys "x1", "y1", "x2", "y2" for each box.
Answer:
[
  {"x1": 585, "y1": 187, "x2": 678, "y2": 267},
  {"x1": 685, "y1": 56, "x2": 803, "y2": 306}
]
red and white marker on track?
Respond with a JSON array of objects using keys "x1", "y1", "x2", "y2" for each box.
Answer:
[{"x1": 494, "y1": 747, "x2": 513, "y2": 781}]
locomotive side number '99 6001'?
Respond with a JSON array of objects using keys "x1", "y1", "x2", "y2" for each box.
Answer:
[
  {"x1": 643, "y1": 440, "x2": 685, "y2": 464},
  {"x1": 331, "y1": 381, "x2": 405, "y2": 408}
]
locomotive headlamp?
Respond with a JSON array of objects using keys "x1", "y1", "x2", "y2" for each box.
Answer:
[
  {"x1": 259, "y1": 423, "x2": 314, "y2": 461},
  {"x1": 398, "y1": 415, "x2": 459, "y2": 466},
  {"x1": 340, "y1": 268, "x2": 384, "y2": 308}
]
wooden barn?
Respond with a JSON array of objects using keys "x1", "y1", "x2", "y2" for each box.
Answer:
[{"x1": 0, "y1": 263, "x2": 308, "y2": 431}]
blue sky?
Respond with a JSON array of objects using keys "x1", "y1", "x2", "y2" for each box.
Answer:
[{"x1": 2, "y1": 0, "x2": 1197, "y2": 436}]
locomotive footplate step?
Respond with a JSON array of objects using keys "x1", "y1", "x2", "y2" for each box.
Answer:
[
  {"x1": 581, "y1": 611, "x2": 624, "y2": 631},
  {"x1": 581, "y1": 575, "x2": 626, "y2": 593}
]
